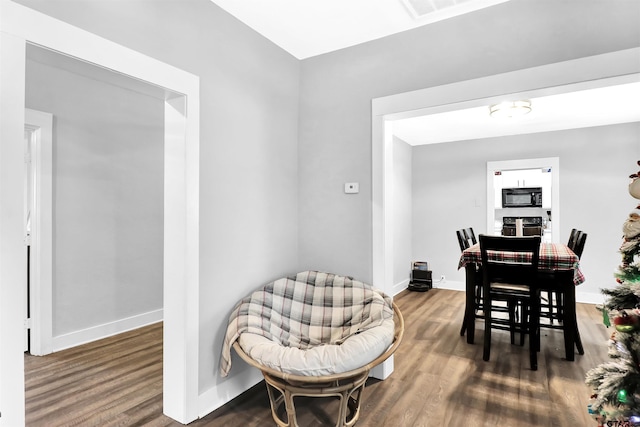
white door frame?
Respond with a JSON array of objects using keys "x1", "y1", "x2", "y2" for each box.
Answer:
[
  {"x1": 1, "y1": 2, "x2": 200, "y2": 425},
  {"x1": 372, "y1": 48, "x2": 640, "y2": 299},
  {"x1": 24, "y1": 108, "x2": 53, "y2": 356},
  {"x1": 486, "y1": 157, "x2": 560, "y2": 243}
]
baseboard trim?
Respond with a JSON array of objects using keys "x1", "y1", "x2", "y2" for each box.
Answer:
[
  {"x1": 52, "y1": 309, "x2": 163, "y2": 352},
  {"x1": 576, "y1": 291, "x2": 605, "y2": 305},
  {"x1": 198, "y1": 368, "x2": 263, "y2": 419},
  {"x1": 395, "y1": 279, "x2": 466, "y2": 294},
  {"x1": 435, "y1": 280, "x2": 465, "y2": 292},
  {"x1": 390, "y1": 278, "x2": 410, "y2": 296}
]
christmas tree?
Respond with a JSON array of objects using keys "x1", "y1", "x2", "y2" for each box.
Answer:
[{"x1": 586, "y1": 160, "x2": 640, "y2": 427}]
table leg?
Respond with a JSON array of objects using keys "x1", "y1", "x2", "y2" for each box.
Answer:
[{"x1": 560, "y1": 271, "x2": 576, "y2": 361}]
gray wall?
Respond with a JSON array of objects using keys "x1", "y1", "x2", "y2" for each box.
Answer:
[
  {"x1": 411, "y1": 123, "x2": 640, "y2": 301},
  {"x1": 14, "y1": 0, "x2": 640, "y2": 414},
  {"x1": 15, "y1": 0, "x2": 301, "y2": 400},
  {"x1": 25, "y1": 57, "x2": 165, "y2": 336},
  {"x1": 298, "y1": 0, "x2": 640, "y2": 284}
]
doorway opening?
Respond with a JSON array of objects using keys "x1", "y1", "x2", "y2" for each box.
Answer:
[
  {"x1": 1, "y1": 4, "x2": 201, "y2": 424},
  {"x1": 25, "y1": 44, "x2": 166, "y2": 353},
  {"x1": 486, "y1": 157, "x2": 560, "y2": 243},
  {"x1": 23, "y1": 108, "x2": 53, "y2": 356},
  {"x1": 372, "y1": 48, "x2": 640, "y2": 300}
]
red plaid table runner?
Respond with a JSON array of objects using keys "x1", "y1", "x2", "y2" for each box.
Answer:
[{"x1": 458, "y1": 242, "x2": 585, "y2": 285}]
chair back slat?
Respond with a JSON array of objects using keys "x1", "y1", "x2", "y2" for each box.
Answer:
[
  {"x1": 464, "y1": 228, "x2": 477, "y2": 245},
  {"x1": 457, "y1": 227, "x2": 477, "y2": 252},
  {"x1": 566, "y1": 228, "x2": 587, "y2": 259},
  {"x1": 567, "y1": 228, "x2": 579, "y2": 250},
  {"x1": 573, "y1": 232, "x2": 587, "y2": 259},
  {"x1": 479, "y1": 235, "x2": 541, "y2": 287},
  {"x1": 456, "y1": 229, "x2": 470, "y2": 251}
]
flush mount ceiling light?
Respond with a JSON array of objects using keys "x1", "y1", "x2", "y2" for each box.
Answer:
[
  {"x1": 489, "y1": 100, "x2": 532, "y2": 118},
  {"x1": 401, "y1": 0, "x2": 511, "y2": 21}
]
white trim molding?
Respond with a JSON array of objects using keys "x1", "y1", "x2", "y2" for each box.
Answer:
[
  {"x1": 24, "y1": 108, "x2": 53, "y2": 357},
  {"x1": 1, "y1": 2, "x2": 200, "y2": 424},
  {"x1": 486, "y1": 157, "x2": 560, "y2": 244},
  {"x1": 52, "y1": 310, "x2": 163, "y2": 352},
  {"x1": 372, "y1": 47, "x2": 640, "y2": 326}
]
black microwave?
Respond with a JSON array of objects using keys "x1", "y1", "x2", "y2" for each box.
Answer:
[{"x1": 502, "y1": 187, "x2": 543, "y2": 208}]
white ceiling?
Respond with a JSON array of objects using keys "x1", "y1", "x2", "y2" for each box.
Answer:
[
  {"x1": 209, "y1": 0, "x2": 640, "y2": 145},
  {"x1": 209, "y1": 0, "x2": 510, "y2": 59},
  {"x1": 393, "y1": 82, "x2": 640, "y2": 145}
]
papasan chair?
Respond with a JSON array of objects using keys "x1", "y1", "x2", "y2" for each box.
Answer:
[{"x1": 220, "y1": 271, "x2": 404, "y2": 427}]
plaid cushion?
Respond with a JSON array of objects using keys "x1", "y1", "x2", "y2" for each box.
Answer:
[{"x1": 219, "y1": 271, "x2": 393, "y2": 377}]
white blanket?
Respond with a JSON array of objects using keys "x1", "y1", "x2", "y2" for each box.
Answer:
[{"x1": 220, "y1": 271, "x2": 394, "y2": 377}]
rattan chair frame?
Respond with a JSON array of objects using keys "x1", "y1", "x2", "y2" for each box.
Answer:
[{"x1": 232, "y1": 302, "x2": 404, "y2": 427}]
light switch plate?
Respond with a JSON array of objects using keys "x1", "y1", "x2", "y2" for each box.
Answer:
[{"x1": 345, "y1": 182, "x2": 359, "y2": 194}]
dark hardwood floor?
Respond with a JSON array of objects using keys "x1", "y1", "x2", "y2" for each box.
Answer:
[{"x1": 25, "y1": 288, "x2": 609, "y2": 426}]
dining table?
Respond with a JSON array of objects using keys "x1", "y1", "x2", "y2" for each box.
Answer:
[{"x1": 458, "y1": 241, "x2": 585, "y2": 361}]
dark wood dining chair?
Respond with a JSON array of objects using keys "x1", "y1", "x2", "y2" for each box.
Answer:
[
  {"x1": 543, "y1": 229, "x2": 585, "y2": 319},
  {"x1": 458, "y1": 228, "x2": 517, "y2": 341},
  {"x1": 457, "y1": 228, "x2": 486, "y2": 337},
  {"x1": 480, "y1": 234, "x2": 541, "y2": 371},
  {"x1": 539, "y1": 230, "x2": 587, "y2": 356},
  {"x1": 457, "y1": 229, "x2": 475, "y2": 336}
]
